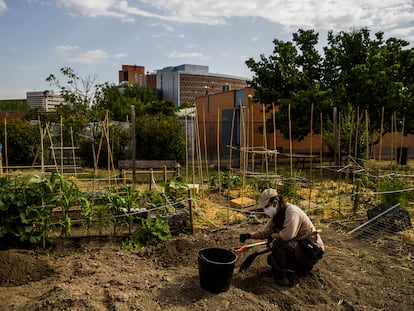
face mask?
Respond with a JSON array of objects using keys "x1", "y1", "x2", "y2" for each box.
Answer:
[{"x1": 263, "y1": 206, "x2": 277, "y2": 218}]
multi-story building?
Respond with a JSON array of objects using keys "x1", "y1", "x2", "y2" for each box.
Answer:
[
  {"x1": 156, "y1": 64, "x2": 248, "y2": 107},
  {"x1": 26, "y1": 91, "x2": 66, "y2": 112},
  {"x1": 118, "y1": 64, "x2": 248, "y2": 107},
  {"x1": 118, "y1": 65, "x2": 157, "y2": 89},
  {"x1": 118, "y1": 65, "x2": 146, "y2": 87}
]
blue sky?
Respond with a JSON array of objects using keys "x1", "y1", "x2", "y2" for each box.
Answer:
[{"x1": 1, "y1": 0, "x2": 414, "y2": 100}]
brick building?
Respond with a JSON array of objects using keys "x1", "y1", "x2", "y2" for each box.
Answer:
[
  {"x1": 119, "y1": 64, "x2": 248, "y2": 107},
  {"x1": 156, "y1": 64, "x2": 248, "y2": 107},
  {"x1": 195, "y1": 88, "x2": 414, "y2": 166}
]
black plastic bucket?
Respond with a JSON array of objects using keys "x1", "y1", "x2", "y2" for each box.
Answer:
[{"x1": 197, "y1": 247, "x2": 238, "y2": 293}]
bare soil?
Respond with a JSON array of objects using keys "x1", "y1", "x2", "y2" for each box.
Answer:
[{"x1": 0, "y1": 222, "x2": 413, "y2": 311}]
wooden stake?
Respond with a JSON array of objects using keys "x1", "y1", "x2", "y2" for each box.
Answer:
[
  {"x1": 70, "y1": 127, "x2": 77, "y2": 176},
  {"x1": 217, "y1": 108, "x2": 221, "y2": 196},
  {"x1": 60, "y1": 115, "x2": 64, "y2": 173},
  {"x1": 229, "y1": 108, "x2": 235, "y2": 170},
  {"x1": 272, "y1": 102, "x2": 277, "y2": 175},
  {"x1": 288, "y1": 104, "x2": 293, "y2": 177},
  {"x1": 320, "y1": 112, "x2": 323, "y2": 178},
  {"x1": 365, "y1": 109, "x2": 369, "y2": 163},
  {"x1": 262, "y1": 104, "x2": 268, "y2": 179},
  {"x1": 251, "y1": 103, "x2": 255, "y2": 174},
  {"x1": 202, "y1": 106, "x2": 209, "y2": 179},
  {"x1": 379, "y1": 106, "x2": 384, "y2": 162}
]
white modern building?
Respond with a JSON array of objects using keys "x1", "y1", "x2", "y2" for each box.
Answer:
[{"x1": 26, "y1": 91, "x2": 66, "y2": 112}]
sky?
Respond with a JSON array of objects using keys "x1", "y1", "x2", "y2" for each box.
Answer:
[{"x1": 0, "y1": 0, "x2": 414, "y2": 100}]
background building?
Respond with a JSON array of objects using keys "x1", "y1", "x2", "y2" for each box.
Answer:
[
  {"x1": 118, "y1": 65, "x2": 157, "y2": 89},
  {"x1": 26, "y1": 91, "x2": 66, "y2": 112},
  {"x1": 118, "y1": 64, "x2": 248, "y2": 107},
  {"x1": 118, "y1": 65, "x2": 146, "y2": 86},
  {"x1": 156, "y1": 64, "x2": 247, "y2": 107}
]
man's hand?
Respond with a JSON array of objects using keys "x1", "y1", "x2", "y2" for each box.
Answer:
[{"x1": 239, "y1": 233, "x2": 251, "y2": 243}]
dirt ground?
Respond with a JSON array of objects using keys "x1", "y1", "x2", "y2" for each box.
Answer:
[{"x1": 0, "y1": 221, "x2": 413, "y2": 311}]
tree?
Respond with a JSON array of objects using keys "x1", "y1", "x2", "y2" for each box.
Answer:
[
  {"x1": 93, "y1": 83, "x2": 183, "y2": 162},
  {"x1": 323, "y1": 29, "x2": 414, "y2": 135},
  {"x1": 46, "y1": 67, "x2": 98, "y2": 108},
  {"x1": 246, "y1": 28, "x2": 414, "y2": 150},
  {"x1": 246, "y1": 29, "x2": 331, "y2": 141},
  {"x1": 136, "y1": 116, "x2": 185, "y2": 161},
  {"x1": 0, "y1": 118, "x2": 40, "y2": 165}
]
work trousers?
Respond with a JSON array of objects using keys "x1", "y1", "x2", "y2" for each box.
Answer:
[{"x1": 268, "y1": 238, "x2": 319, "y2": 279}]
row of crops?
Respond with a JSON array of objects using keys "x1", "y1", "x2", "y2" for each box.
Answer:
[{"x1": 0, "y1": 173, "x2": 190, "y2": 250}]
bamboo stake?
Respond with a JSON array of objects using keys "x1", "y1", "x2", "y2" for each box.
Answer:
[
  {"x1": 272, "y1": 102, "x2": 277, "y2": 175},
  {"x1": 399, "y1": 116, "x2": 405, "y2": 165},
  {"x1": 262, "y1": 104, "x2": 268, "y2": 179},
  {"x1": 239, "y1": 102, "x2": 243, "y2": 189},
  {"x1": 251, "y1": 103, "x2": 255, "y2": 174},
  {"x1": 46, "y1": 124, "x2": 59, "y2": 172},
  {"x1": 194, "y1": 111, "x2": 203, "y2": 190},
  {"x1": 288, "y1": 104, "x2": 293, "y2": 177},
  {"x1": 217, "y1": 108, "x2": 221, "y2": 196},
  {"x1": 310, "y1": 103, "x2": 314, "y2": 179},
  {"x1": 229, "y1": 108, "x2": 235, "y2": 171},
  {"x1": 365, "y1": 109, "x2": 369, "y2": 163},
  {"x1": 60, "y1": 115, "x2": 64, "y2": 173},
  {"x1": 348, "y1": 109, "x2": 354, "y2": 168},
  {"x1": 185, "y1": 108, "x2": 189, "y2": 181},
  {"x1": 379, "y1": 107, "x2": 384, "y2": 162},
  {"x1": 3, "y1": 118, "x2": 7, "y2": 176},
  {"x1": 394, "y1": 112, "x2": 397, "y2": 166},
  {"x1": 338, "y1": 113, "x2": 341, "y2": 166},
  {"x1": 39, "y1": 117, "x2": 44, "y2": 175},
  {"x1": 240, "y1": 103, "x2": 244, "y2": 199},
  {"x1": 107, "y1": 113, "x2": 110, "y2": 185},
  {"x1": 244, "y1": 106, "x2": 249, "y2": 177},
  {"x1": 191, "y1": 110, "x2": 195, "y2": 189},
  {"x1": 320, "y1": 113, "x2": 323, "y2": 179},
  {"x1": 70, "y1": 127, "x2": 77, "y2": 176},
  {"x1": 95, "y1": 113, "x2": 107, "y2": 187},
  {"x1": 353, "y1": 107, "x2": 360, "y2": 184},
  {"x1": 308, "y1": 103, "x2": 314, "y2": 211},
  {"x1": 391, "y1": 114, "x2": 394, "y2": 166},
  {"x1": 102, "y1": 114, "x2": 116, "y2": 186},
  {"x1": 202, "y1": 106, "x2": 209, "y2": 179}
]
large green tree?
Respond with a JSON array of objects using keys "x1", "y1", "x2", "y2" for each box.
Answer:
[
  {"x1": 246, "y1": 28, "x2": 414, "y2": 147},
  {"x1": 246, "y1": 29, "x2": 332, "y2": 141},
  {"x1": 0, "y1": 118, "x2": 40, "y2": 165}
]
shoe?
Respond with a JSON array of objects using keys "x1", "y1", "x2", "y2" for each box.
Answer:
[{"x1": 274, "y1": 276, "x2": 289, "y2": 286}]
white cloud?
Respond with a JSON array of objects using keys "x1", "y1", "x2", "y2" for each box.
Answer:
[
  {"x1": 168, "y1": 51, "x2": 209, "y2": 60},
  {"x1": 113, "y1": 53, "x2": 127, "y2": 59},
  {"x1": 56, "y1": 0, "x2": 134, "y2": 22},
  {"x1": 54, "y1": 0, "x2": 414, "y2": 29},
  {"x1": 0, "y1": 0, "x2": 7, "y2": 13},
  {"x1": 55, "y1": 45, "x2": 109, "y2": 64},
  {"x1": 47, "y1": 0, "x2": 414, "y2": 41}
]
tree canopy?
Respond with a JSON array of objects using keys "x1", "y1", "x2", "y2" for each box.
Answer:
[
  {"x1": 11, "y1": 69, "x2": 187, "y2": 168},
  {"x1": 246, "y1": 28, "x2": 414, "y2": 144}
]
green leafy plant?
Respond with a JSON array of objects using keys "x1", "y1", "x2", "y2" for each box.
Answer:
[
  {"x1": 208, "y1": 171, "x2": 241, "y2": 192},
  {"x1": 122, "y1": 216, "x2": 171, "y2": 250},
  {"x1": 377, "y1": 176, "x2": 414, "y2": 206},
  {"x1": 52, "y1": 174, "x2": 83, "y2": 238}
]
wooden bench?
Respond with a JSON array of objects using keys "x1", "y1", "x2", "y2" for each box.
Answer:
[{"x1": 279, "y1": 153, "x2": 320, "y2": 168}]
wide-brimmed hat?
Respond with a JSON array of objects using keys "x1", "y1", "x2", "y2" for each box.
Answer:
[{"x1": 257, "y1": 188, "x2": 278, "y2": 210}]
